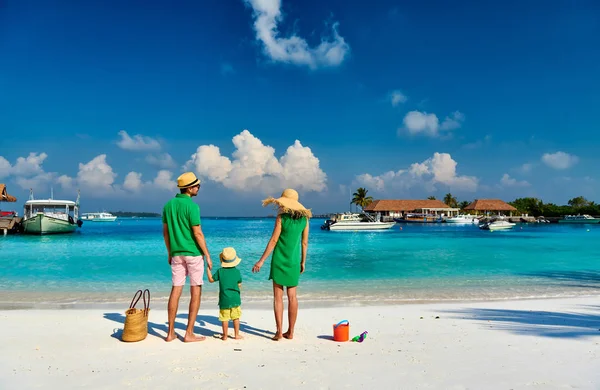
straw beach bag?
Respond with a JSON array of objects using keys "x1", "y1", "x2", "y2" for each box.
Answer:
[{"x1": 122, "y1": 289, "x2": 150, "y2": 342}]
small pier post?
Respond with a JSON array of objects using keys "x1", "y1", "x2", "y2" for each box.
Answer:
[{"x1": 2, "y1": 229, "x2": 6, "y2": 236}]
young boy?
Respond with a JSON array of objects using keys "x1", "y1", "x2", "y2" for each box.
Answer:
[{"x1": 207, "y1": 247, "x2": 243, "y2": 340}]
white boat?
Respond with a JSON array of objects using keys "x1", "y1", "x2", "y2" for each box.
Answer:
[
  {"x1": 22, "y1": 191, "x2": 82, "y2": 235},
  {"x1": 445, "y1": 214, "x2": 479, "y2": 224},
  {"x1": 479, "y1": 220, "x2": 516, "y2": 231},
  {"x1": 81, "y1": 212, "x2": 117, "y2": 222},
  {"x1": 322, "y1": 212, "x2": 396, "y2": 231},
  {"x1": 558, "y1": 214, "x2": 600, "y2": 224}
]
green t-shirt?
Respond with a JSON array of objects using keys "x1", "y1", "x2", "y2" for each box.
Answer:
[
  {"x1": 212, "y1": 267, "x2": 242, "y2": 310},
  {"x1": 162, "y1": 194, "x2": 202, "y2": 257}
]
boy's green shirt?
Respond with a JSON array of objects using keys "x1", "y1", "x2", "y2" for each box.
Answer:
[
  {"x1": 162, "y1": 194, "x2": 203, "y2": 257},
  {"x1": 212, "y1": 267, "x2": 242, "y2": 309}
]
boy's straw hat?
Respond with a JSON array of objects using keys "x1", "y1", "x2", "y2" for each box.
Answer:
[
  {"x1": 262, "y1": 189, "x2": 312, "y2": 218},
  {"x1": 177, "y1": 172, "x2": 201, "y2": 189},
  {"x1": 220, "y1": 247, "x2": 241, "y2": 268}
]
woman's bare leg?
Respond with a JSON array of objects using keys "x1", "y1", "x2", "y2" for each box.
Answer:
[
  {"x1": 272, "y1": 282, "x2": 284, "y2": 340},
  {"x1": 283, "y1": 286, "x2": 298, "y2": 339}
]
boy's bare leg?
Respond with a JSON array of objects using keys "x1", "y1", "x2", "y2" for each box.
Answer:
[
  {"x1": 184, "y1": 285, "x2": 205, "y2": 342},
  {"x1": 233, "y1": 319, "x2": 243, "y2": 339},
  {"x1": 272, "y1": 282, "x2": 284, "y2": 340},
  {"x1": 221, "y1": 321, "x2": 229, "y2": 340},
  {"x1": 166, "y1": 285, "x2": 183, "y2": 341},
  {"x1": 283, "y1": 286, "x2": 298, "y2": 339}
]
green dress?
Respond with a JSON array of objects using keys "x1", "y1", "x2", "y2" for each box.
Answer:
[{"x1": 269, "y1": 214, "x2": 307, "y2": 287}]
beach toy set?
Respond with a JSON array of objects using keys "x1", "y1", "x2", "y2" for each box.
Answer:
[{"x1": 333, "y1": 320, "x2": 368, "y2": 343}]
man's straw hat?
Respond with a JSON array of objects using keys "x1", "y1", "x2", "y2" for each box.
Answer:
[
  {"x1": 262, "y1": 189, "x2": 312, "y2": 218},
  {"x1": 177, "y1": 172, "x2": 200, "y2": 189},
  {"x1": 219, "y1": 247, "x2": 241, "y2": 268}
]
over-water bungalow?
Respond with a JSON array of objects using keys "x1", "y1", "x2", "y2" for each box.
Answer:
[
  {"x1": 363, "y1": 199, "x2": 460, "y2": 221},
  {"x1": 463, "y1": 199, "x2": 517, "y2": 216}
]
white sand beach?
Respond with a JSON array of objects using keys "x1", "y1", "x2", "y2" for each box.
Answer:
[{"x1": 1, "y1": 297, "x2": 600, "y2": 389}]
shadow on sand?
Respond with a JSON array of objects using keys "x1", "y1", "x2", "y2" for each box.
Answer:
[
  {"x1": 103, "y1": 312, "x2": 274, "y2": 341},
  {"x1": 445, "y1": 306, "x2": 600, "y2": 339}
]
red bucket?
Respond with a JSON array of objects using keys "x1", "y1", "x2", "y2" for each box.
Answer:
[{"x1": 333, "y1": 320, "x2": 349, "y2": 342}]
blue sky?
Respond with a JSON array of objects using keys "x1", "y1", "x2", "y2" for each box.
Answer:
[{"x1": 1, "y1": 0, "x2": 599, "y2": 215}]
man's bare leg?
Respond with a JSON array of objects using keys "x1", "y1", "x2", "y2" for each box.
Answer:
[
  {"x1": 233, "y1": 319, "x2": 243, "y2": 339},
  {"x1": 283, "y1": 286, "x2": 298, "y2": 339},
  {"x1": 183, "y1": 285, "x2": 205, "y2": 342},
  {"x1": 221, "y1": 321, "x2": 229, "y2": 341},
  {"x1": 272, "y1": 282, "x2": 284, "y2": 341},
  {"x1": 166, "y1": 285, "x2": 183, "y2": 341}
]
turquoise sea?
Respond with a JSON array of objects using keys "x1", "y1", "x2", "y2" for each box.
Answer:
[{"x1": 1, "y1": 218, "x2": 600, "y2": 307}]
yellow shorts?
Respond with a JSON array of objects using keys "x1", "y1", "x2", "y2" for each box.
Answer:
[{"x1": 219, "y1": 306, "x2": 241, "y2": 322}]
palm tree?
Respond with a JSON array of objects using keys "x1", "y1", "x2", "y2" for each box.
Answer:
[
  {"x1": 458, "y1": 200, "x2": 470, "y2": 210},
  {"x1": 352, "y1": 187, "x2": 373, "y2": 210},
  {"x1": 427, "y1": 196, "x2": 436, "y2": 200},
  {"x1": 443, "y1": 193, "x2": 458, "y2": 208}
]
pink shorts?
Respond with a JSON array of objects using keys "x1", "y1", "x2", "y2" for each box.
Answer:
[{"x1": 170, "y1": 255, "x2": 204, "y2": 286}]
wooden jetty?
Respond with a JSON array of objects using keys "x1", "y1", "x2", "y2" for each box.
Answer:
[
  {"x1": 0, "y1": 216, "x2": 22, "y2": 235},
  {"x1": 1, "y1": 183, "x2": 20, "y2": 234}
]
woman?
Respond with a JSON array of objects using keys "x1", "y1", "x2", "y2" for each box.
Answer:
[{"x1": 252, "y1": 189, "x2": 311, "y2": 341}]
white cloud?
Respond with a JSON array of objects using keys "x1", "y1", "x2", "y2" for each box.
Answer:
[
  {"x1": 243, "y1": 0, "x2": 350, "y2": 69},
  {"x1": 117, "y1": 130, "x2": 161, "y2": 151},
  {"x1": 0, "y1": 156, "x2": 11, "y2": 179},
  {"x1": 73, "y1": 155, "x2": 118, "y2": 195},
  {"x1": 153, "y1": 170, "x2": 176, "y2": 192},
  {"x1": 355, "y1": 152, "x2": 478, "y2": 193},
  {"x1": 185, "y1": 130, "x2": 326, "y2": 193},
  {"x1": 401, "y1": 110, "x2": 464, "y2": 137},
  {"x1": 500, "y1": 173, "x2": 530, "y2": 187},
  {"x1": 145, "y1": 153, "x2": 177, "y2": 169},
  {"x1": 12, "y1": 152, "x2": 48, "y2": 176},
  {"x1": 15, "y1": 172, "x2": 57, "y2": 191},
  {"x1": 440, "y1": 111, "x2": 465, "y2": 131},
  {"x1": 123, "y1": 172, "x2": 143, "y2": 192},
  {"x1": 390, "y1": 90, "x2": 407, "y2": 106},
  {"x1": 0, "y1": 152, "x2": 56, "y2": 191},
  {"x1": 122, "y1": 170, "x2": 176, "y2": 193},
  {"x1": 402, "y1": 111, "x2": 440, "y2": 137},
  {"x1": 541, "y1": 151, "x2": 579, "y2": 170}
]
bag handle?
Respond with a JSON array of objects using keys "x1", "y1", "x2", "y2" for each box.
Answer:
[
  {"x1": 142, "y1": 289, "x2": 150, "y2": 316},
  {"x1": 129, "y1": 290, "x2": 143, "y2": 309},
  {"x1": 334, "y1": 320, "x2": 349, "y2": 328}
]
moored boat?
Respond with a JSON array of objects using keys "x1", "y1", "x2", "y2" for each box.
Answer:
[
  {"x1": 558, "y1": 215, "x2": 600, "y2": 224},
  {"x1": 479, "y1": 219, "x2": 516, "y2": 231},
  {"x1": 81, "y1": 212, "x2": 117, "y2": 222},
  {"x1": 22, "y1": 191, "x2": 83, "y2": 235},
  {"x1": 322, "y1": 212, "x2": 396, "y2": 231},
  {"x1": 445, "y1": 214, "x2": 480, "y2": 224},
  {"x1": 394, "y1": 213, "x2": 442, "y2": 223}
]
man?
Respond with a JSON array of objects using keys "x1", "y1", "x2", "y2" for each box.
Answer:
[{"x1": 162, "y1": 172, "x2": 212, "y2": 342}]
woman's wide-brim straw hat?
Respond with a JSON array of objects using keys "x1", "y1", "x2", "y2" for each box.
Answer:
[
  {"x1": 177, "y1": 172, "x2": 201, "y2": 189},
  {"x1": 262, "y1": 189, "x2": 312, "y2": 218},
  {"x1": 220, "y1": 247, "x2": 241, "y2": 268}
]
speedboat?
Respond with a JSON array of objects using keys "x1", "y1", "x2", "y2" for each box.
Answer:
[
  {"x1": 445, "y1": 214, "x2": 479, "y2": 224},
  {"x1": 81, "y1": 212, "x2": 118, "y2": 222},
  {"x1": 22, "y1": 190, "x2": 83, "y2": 235},
  {"x1": 558, "y1": 215, "x2": 600, "y2": 224},
  {"x1": 479, "y1": 220, "x2": 515, "y2": 231},
  {"x1": 322, "y1": 212, "x2": 396, "y2": 231}
]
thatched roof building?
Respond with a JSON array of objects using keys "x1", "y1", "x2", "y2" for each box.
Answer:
[
  {"x1": 464, "y1": 199, "x2": 516, "y2": 214},
  {"x1": 0, "y1": 184, "x2": 17, "y2": 202}
]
